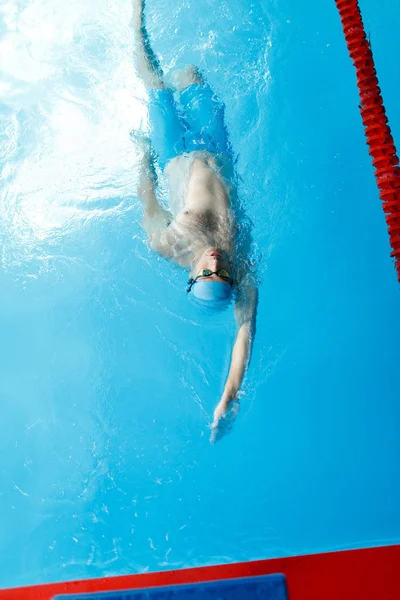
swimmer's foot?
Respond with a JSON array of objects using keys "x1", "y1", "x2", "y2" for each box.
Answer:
[{"x1": 172, "y1": 65, "x2": 204, "y2": 91}]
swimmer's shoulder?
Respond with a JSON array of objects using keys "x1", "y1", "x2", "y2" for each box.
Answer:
[{"x1": 149, "y1": 218, "x2": 195, "y2": 267}]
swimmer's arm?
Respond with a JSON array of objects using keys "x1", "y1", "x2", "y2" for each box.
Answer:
[
  {"x1": 223, "y1": 320, "x2": 252, "y2": 396},
  {"x1": 226, "y1": 286, "x2": 258, "y2": 397},
  {"x1": 212, "y1": 284, "x2": 258, "y2": 435},
  {"x1": 138, "y1": 145, "x2": 173, "y2": 256}
]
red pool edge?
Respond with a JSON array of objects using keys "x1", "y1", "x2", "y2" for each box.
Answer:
[{"x1": 1, "y1": 544, "x2": 399, "y2": 599}]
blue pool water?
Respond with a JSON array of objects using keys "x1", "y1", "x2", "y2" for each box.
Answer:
[{"x1": 0, "y1": 0, "x2": 399, "y2": 590}]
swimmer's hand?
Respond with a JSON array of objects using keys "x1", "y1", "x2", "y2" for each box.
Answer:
[{"x1": 210, "y1": 392, "x2": 239, "y2": 444}]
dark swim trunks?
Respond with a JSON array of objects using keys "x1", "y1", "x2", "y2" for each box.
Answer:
[{"x1": 147, "y1": 83, "x2": 230, "y2": 170}]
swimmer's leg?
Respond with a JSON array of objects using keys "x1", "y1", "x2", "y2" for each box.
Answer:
[
  {"x1": 132, "y1": 0, "x2": 186, "y2": 171},
  {"x1": 131, "y1": 0, "x2": 165, "y2": 89}
]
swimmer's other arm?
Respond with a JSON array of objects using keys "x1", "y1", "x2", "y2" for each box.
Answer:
[
  {"x1": 137, "y1": 143, "x2": 172, "y2": 256},
  {"x1": 212, "y1": 284, "x2": 258, "y2": 431}
]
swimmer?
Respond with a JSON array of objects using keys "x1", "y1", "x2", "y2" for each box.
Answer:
[{"x1": 132, "y1": 0, "x2": 258, "y2": 441}]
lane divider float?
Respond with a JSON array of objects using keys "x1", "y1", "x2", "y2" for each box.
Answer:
[{"x1": 335, "y1": 0, "x2": 400, "y2": 280}]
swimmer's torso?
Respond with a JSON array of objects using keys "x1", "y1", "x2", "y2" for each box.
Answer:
[
  {"x1": 158, "y1": 152, "x2": 236, "y2": 266},
  {"x1": 184, "y1": 155, "x2": 230, "y2": 213}
]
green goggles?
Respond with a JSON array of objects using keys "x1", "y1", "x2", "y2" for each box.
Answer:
[{"x1": 186, "y1": 269, "x2": 234, "y2": 293}]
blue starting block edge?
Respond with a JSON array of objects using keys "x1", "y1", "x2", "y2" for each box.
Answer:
[{"x1": 54, "y1": 573, "x2": 288, "y2": 600}]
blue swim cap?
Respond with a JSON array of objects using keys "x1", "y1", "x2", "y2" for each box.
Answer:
[{"x1": 191, "y1": 281, "x2": 232, "y2": 310}]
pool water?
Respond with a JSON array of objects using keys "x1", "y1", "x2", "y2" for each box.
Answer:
[{"x1": 0, "y1": 0, "x2": 399, "y2": 590}]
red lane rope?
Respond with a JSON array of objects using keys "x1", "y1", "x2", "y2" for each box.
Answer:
[{"x1": 335, "y1": 0, "x2": 400, "y2": 280}]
